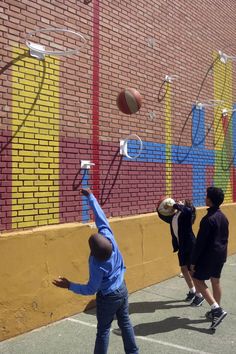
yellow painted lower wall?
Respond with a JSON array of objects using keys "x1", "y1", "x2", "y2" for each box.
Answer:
[{"x1": 0, "y1": 204, "x2": 236, "y2": 341}]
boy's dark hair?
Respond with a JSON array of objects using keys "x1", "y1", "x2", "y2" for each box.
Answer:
[
  {"x1": 207, "y1": 187, "x2": 224, "y2": 207},
  {"x1": 89, "y1": 233, "x2": 112, "y2": 261},
  {"x1": 184, "y1": 199, "x2": 196, "y2": 224}
]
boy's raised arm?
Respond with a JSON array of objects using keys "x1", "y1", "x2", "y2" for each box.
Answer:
[{"x1": 81, "y1": 189, "x2": 113, "y2": 239}]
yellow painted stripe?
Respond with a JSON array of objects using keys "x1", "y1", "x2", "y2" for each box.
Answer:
[
  {"x1": 12, "y1": 47, "x2": 60, "y2": 228},
  {"x1": 213, "y1": 51, "x2": 233, "y2": 202},
  {"x1": 165, "y1": 83, "x2": 172, "y2": 196}
]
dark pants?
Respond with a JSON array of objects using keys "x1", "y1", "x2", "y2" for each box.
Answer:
[{"x1": 94, "y1": 282, "x2": 139, "y2": 354}]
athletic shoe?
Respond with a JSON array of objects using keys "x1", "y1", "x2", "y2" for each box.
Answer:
[
  {"x1": 205, "y1": 310, "x2": 213, "y2": 321},
  {"x1": 210, "y1": 307, "x2": 227, "y2": 330},
  {"x1": 185, "y1": 291, "x2": 196, "y2": 302},
  {"x1": 190, "y1": 295, "x2": 205, "y2": 307}
]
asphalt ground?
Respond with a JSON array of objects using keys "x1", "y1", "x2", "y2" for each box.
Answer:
[{"x1": 1, "y1": 253, "x2": 236, "y2": 354}]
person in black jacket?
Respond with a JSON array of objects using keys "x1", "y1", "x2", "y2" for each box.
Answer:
[
  {"x1": 191, "y1": 187, "x2": 229, "y2": 330},
  {"x1": 156, "y1": 199, "x2": 203, "y2": 305}
]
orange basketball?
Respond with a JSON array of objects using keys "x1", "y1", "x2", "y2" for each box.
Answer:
[{"x1": 116, "y1": 88, "x2": 142, "y2": 114}]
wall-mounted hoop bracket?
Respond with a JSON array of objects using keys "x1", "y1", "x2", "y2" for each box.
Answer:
[
  {"x1": 219, "y1": 51, "x2": 228, "y2": 64},
  {"x1": 219, "y1": 50, "x2": 236, "y2": 64},
  {"x1": 27, "y1": 42, "x2": 46, "y2": 60},
  {"x1": 165, "y1": 75, "x2": 178, "y2": 83},
  {"x1": 222, "y1": 108, "x2": 228, "y2": 117},
  {"x1": 195, "y1": 102, "x2": 203, "y2": 110},
  {"x1": 81, "y1": 160, "x2": 95, "y2": 169},
  {"x1": 222, "y1": 108, "x2": 236, "y2": 117},
  {"x1": 120, "y1": 134, "x2": 143, "y2": 159},
  {"x1": 120, "y1": 139, "x2": 127, "y2": 156}
]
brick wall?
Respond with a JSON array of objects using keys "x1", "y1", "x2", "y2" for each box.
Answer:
[{"x1": 1, "y1": 0, "x2": 236, "y2": 232}]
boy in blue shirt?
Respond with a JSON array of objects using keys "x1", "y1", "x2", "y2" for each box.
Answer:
[{"x1": 53, "y1": 188, "x2": 138, "y2": 354}]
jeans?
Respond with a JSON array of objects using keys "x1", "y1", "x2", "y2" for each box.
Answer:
[{"x1": 94, "y1": 281, "x2": 139, "y2": 354}]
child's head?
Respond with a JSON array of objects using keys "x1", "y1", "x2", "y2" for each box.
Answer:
[
  {"x1": 206, "y1": 187, "x2": 224, "y2": 207},
  {"x1": 89, "y1": 233, "x2": 112, "y2": 261},
  {"x1": 184, "y1": 199, "x2": 196, "y2": 224}
]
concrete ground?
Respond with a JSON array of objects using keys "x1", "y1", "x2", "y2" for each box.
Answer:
[{"x1": 1, "y1": 254, "x2": 236, "y2": 354}]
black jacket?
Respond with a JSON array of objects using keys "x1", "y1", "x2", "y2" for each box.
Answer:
[
  {"x1": 192, "y1": 207, "x2": 229, "y2": 265},
  {"x1": 157, "y1": 203, "x2": 196, "y2": 254}
]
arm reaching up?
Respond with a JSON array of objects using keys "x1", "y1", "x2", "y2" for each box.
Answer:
[{"x1": 81, "y1": 189, "x2": 114, "y2": 240}]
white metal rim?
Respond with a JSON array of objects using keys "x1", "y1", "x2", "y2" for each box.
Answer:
[
  {"x1": 25, "y1": 28, "x2": 86, "y2": 56},
  {"x1": 123, "y1": 134, "x2": 143, "y2": 160}
]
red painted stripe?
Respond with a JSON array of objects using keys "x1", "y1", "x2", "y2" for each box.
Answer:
[{"x1": 92, "y1": 0, "x2": 100, "y2": 199}]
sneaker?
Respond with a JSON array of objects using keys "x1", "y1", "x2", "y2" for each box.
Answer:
[
  {"x1": 210, "y1": 307, "x2": 227, "y2": 330},
  {"x1": 205, "y1": 310, "x2": 213, "y2": 321},
  {"x1": 191, "y1": 295, "x2": 205, "y2": 307},
  {"x1": 185, "y1": 291, "x2": 196, "y2": 302}
]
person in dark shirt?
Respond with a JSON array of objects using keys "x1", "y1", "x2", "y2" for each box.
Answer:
[
  {"x1": 191, "y1": 187, "x2": 229, "y2": 330},
  {"x1": 156, "y1": 199, "x2": 203, "y2": 305},
  {"x1": 53, "y1": 189, "x2": 138, "y2": 354}
]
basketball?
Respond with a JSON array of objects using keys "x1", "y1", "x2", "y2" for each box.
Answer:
[
  {"x1": 116, "y1": 88, "x2": 142, "y2": 114},
  {"x1": 157, "y1": 197, "x2": 176, "y2": 216}
]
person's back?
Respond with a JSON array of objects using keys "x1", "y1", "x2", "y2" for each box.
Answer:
[
  {"x1": 193, "y1": 205, "x2": 229, "y2": 267},
  {"x1": 174, "y1": 201, "x2": 196, "y2": 253},
  {"x1": 200, "y1": 207, "x2": 228, "y2": 263},
  {"x1": 89, "y1": 245, "x2": 125, "y2": 295}
]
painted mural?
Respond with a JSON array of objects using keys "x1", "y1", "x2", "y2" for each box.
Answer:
[{"x1": 0, "y1": 1, "x2": 236, "y2": 232}]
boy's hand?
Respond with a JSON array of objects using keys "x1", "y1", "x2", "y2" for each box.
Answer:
[
  {"x1": 52, "y1": 276, "x2": 70, "y2": 289},
  {"x1": 80, "y1": 188, "x2": 92, "y2": 197}
]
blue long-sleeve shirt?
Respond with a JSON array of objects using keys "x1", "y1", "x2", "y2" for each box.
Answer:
[{"x1": 69, "y1": 194, "x2": 126, "y2": 295}]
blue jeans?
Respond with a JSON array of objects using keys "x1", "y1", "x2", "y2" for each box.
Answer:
[{"x1": 94, "y1": 282, "x2": 139, "y2": 354}]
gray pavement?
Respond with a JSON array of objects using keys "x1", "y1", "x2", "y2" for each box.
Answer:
[{"x1": 1, "y1": 254, "x2": 236, "y2": 354}]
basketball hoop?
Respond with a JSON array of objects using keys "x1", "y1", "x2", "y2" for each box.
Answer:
[
  {"x1": 195, "y1": 100, "x2": 224, "y2": 110},
  {"x1": 25, "y1": 28, "x2": 86, "y2": 60},
  {"x1": 120, "y1": 134, "x2": 143, "y2": 159},
  {"x1": 222, "y1": 108, "x2": 236, "y2": 117}
]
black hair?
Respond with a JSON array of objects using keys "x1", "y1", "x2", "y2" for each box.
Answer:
[
  {"x1": 89, "y1": 233, "x2": 112, "y2": 261},
  {"x1": 207, "y1": 187, "x2": 224, "y2": 207},
  {"x1": 184, "y1": 199, "x2": 196, "y2": 224}
]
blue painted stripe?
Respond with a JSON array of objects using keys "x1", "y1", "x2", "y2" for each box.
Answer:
[
  {"x1": 125, "y1": 140, "x2": 166, "y2": 163},
  {"x1": 172, "y1": 145, "x2": 215, "y2": 165},
  {"x1": 192, "y1": 106, "x2": 205, "y2": 148},
  {"x1": 125, "y1": 139, "x2": 214, "y2": 166},
  {"x1": 81, "y1": 169, "x2": 90, "y2": 223},
  {"x1": 192, "y1": 106, "x2": 207, "y2": 205},
  {"x1": 193, "y1": 164, "x2": 206, "y2": 206}
]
